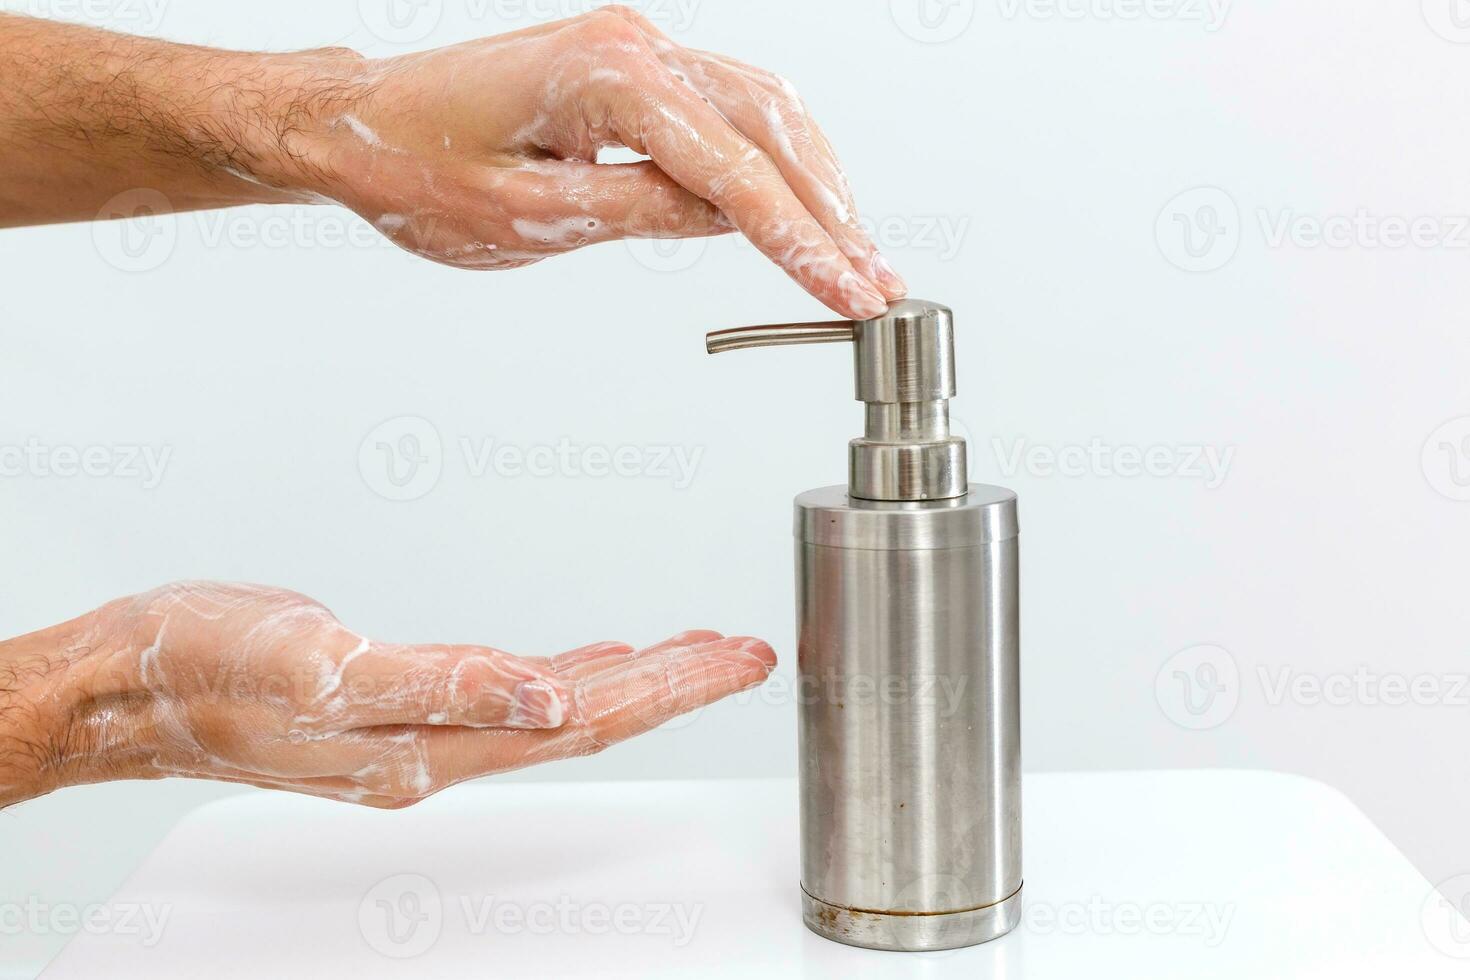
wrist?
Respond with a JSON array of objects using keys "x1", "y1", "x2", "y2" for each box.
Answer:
[
  {"x1": 174, "y1": 46, "x2": 372, "y2": 204},
  {"x1": 0, "y1": 599, "x2": 156, "y2": 805},
  {"x1": 0, "y1": 612, "x2": 90, "y2": 805}
]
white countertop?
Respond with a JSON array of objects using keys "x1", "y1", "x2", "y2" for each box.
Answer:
[{"x1": 39, "y1": 771, "x2": 1469, "y2": 977}]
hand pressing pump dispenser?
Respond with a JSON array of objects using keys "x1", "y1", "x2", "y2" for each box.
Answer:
[{"x1": 707, "y1": 299, "x2": 1022, "y2": 952}]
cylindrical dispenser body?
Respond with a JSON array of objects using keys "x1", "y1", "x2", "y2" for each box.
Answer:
[
  {"x1": 795, "y1": 484, "x2": 1022, "y2": 951},
  {"x1": 704, "y1": 299, "x2": 1020, "y2": 951}
]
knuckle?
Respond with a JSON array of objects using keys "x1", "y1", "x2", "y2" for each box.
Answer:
[
  {"x1": 579, "y1": 8, "x2": 645, "y2": 48},
  {"x1": 761, "y1": 97, "x2": 809, "y2": 140},
  {"x1": 599, "y1": 3, "x2": 641, "y2": 24},
  {"x1": 771, "y1": 72, "x2": 805, "y2": 104}
]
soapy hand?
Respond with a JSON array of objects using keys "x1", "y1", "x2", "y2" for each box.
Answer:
[
  {"x1": 304, "y1": 7, "x2": 906, "y2": 318},
  {"x1": 0, "y1": 8, "x2": 905, "y2": 319},
  {"x1": 0, "y1": 583, "x2": 775, "y2": 809}
]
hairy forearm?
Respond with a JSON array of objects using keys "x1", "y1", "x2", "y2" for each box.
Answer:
[
  {"x1": 0, "y1": 14, "x2": 366, "y2": 226},
  {"x1": 0, "y1": 611, "x2": 91, "y2": 807},
  {"x1": 0, "y1": 598, "x2": 170, "y2": 808}
]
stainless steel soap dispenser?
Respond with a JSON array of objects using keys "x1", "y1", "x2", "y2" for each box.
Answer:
[{"x1": 707, "y1": 299, "x2": 1022, "y2": 952}]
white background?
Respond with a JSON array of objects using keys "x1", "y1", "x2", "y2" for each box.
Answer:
[{"x1": 3, "y1": 0, "x2": 1470, "y2": 975}]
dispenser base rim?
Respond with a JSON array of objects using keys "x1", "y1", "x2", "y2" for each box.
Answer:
[{"x1": 800, "y1": 884, "x2": 1023, "y2": 952}]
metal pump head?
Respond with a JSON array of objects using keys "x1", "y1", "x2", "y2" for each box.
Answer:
[{"x1": 706, "y1": 299, "x2": 967, "y2": 502}]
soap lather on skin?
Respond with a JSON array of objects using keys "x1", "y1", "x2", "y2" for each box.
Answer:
[
  {"x1": 9, "y1": 582, "x2": 775, "y2": 811},
  {"x1": 0, "y1": 10, "x2": 819, "y2": 814},
  {"x1": 302, "y1": 6, "x2": 905, "y2": 320}
]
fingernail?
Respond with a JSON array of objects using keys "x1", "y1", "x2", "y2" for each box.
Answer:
[
  {"x1": 508, "y1": 680, "x2": 567, "y2": 729},
  {"x1": 718, "y1": 637, "x2": 778, "y2": 672},
  {"x1": 871, "y1": 253, "x2": 908, "y2": 297},
  {"x1": 840, "y1": 272, "x2": 890, "y2": 320}
]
